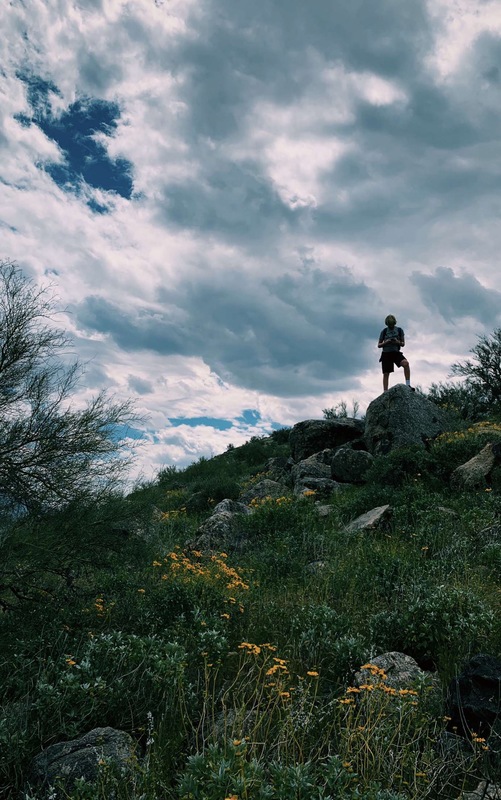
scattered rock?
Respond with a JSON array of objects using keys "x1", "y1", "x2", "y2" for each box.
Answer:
[
  {"x1": 344, "y1": 505, "x2": 392, "y2": 533},
  {"x1": 436, "y1": 506, "x2": 459, "y2": 516},
  {"x1": 315, "y1": 503, "x2": 336, "y2": 518},
  {"x1": 331, "y1": 445, "x2": 374, "y2": 484},
  {"x1": 27, "y1": 727, "x2": 137, "y2": 796},
  {"x1": 364, "y1": 384, "x2": 448, "y2": 456},
  {"x1": 451, "y1": 442, "x2": 501, "y2": 490},
  {"x1": 289, "y1": 419, "x2": 364, "y2": 461}
]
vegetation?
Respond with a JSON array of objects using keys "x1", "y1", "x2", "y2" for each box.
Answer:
[
  {"x1": 428, "y1": 328, "x2": 501, "y2": 422},
  {"x1": 2, "y1": 417, "x2": 501, "y2": 798},
  {"x1": 0, "y1": 260, "x2": 137, "y2": 515},
  {"x1": 4, "y1": 270, "x2": 501, "y2": 798}
]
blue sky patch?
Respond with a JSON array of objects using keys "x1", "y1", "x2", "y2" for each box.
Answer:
[
  {"x1": 15, "y1": 73, "x2": 133, "y2": 203},
  {"x1": 236, "y1": 409, "x2": 261, "y2": 425}
]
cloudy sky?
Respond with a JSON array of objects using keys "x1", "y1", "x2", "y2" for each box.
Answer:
[{"x1": 2, "y1": 0, "x2": 501, "y2": 481}]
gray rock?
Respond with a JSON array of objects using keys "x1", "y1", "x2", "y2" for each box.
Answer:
[
  {"x1": 265, "y1": 456, "x2": 293, "y2": 485},
  {"x1": 315, "y1": 503, "x2": 336, "y2": 517},
  {"x1": 289, "y1": 419, "x2": 364, "y2": 461},
  {"x1": 294, "y1": 477, "x2": 342, "y2": 498},
  {"x1": 344, "y1": 504, "x2": 392, "y2": 533},
  {"x1": 364, "y1": 384, "x2": 448, "y2": 455},
  {"x1": 462, "y1": 782, "x2": 501, "y2": 800},
  {"x1": 331, "y1": 445, "x2": 374, "y2": 483},
  {"x1": 292, "y1": 453, "x2": 332, "y2": 485},
  {"x1": 451, "y1": 442, "x2": 501, "y2": 490},
  {"x1": 191, "y1": 510, "x2": 246, "y2": 551},
  {"x1": 354, "y1": 652, "x2": 427, "y2": 690},
  {"x1": 27, "y1": 727, "x2": 137, "y2": 796},
  {"x1": 213, "y1": 498, "x2": 253, "y2": 516},
  {"x1": 239, "y1": 479, "x2": 289, "y2": 506}
]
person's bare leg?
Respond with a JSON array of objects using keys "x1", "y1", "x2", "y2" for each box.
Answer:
[
  {"x1": 383, "y1": 373, "x2": 389, "y2": 392},
  {"x1": 401, "y1": 359, "x2": 410, "y2": 381}
]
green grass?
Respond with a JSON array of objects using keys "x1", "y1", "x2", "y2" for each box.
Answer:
[{"x1": 2, "y1": 427, "x2": 501, "y2": 798}]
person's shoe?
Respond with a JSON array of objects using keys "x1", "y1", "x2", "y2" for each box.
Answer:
[{"x1": 408, "y1": 385, "x2": 415, "y2": 392}]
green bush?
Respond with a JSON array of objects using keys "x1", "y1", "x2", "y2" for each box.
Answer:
[{"x1": 369, "y1": 583, "x2": 494, "y2": 673}]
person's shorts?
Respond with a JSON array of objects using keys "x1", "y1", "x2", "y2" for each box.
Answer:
[{"x1": 381, "y1": 351, "x2": 406, "y2": 373}]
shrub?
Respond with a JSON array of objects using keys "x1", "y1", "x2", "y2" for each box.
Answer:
[{"x1": 369, "y1": 584, "x2": 494, "y2": 673}]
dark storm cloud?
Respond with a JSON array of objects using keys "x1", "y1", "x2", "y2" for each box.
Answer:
[
  {"x1": 74, "y1": 267, "x2": 381, "y2": 396},
  {"x1": 177, "y1": 0, "x2": 432, "y2": 141},
  {"x1": 410, "y1": 267, "x2": 501, "y2": 325},
  {"x1": 160, "y1": 159, "x2": 298, "y2": 242}
]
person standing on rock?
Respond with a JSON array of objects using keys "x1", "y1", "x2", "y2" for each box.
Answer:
[{"x1": 378, "y1": 314, "x2": 415, "y2": 392}]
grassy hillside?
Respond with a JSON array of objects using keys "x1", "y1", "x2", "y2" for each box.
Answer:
[{"x1": 3, "y1": 422, "x2": 501, "y2": 798}]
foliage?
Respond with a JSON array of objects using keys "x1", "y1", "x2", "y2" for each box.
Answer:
[
  {"x1": 323, "y1": 399, "x2": 361, "y2": 419},
  {"x1": 429, "y1": 421, "x2": 501, "y2": 482},
  {"x1": 364, "y1": 446, "x2": 435, "y2": 488},
  {"x1": 451, "y1": 328, "x2": 501, "y2": 414},
  {"x1": 427, "y1": 380, "x2": 487, "y2": 422},
  {"x1": 0, "y1": 260, "x2": 137, "y2": 514},
  {"x1": 5, "y1": 386, "x2": 501, "y2": 797}
]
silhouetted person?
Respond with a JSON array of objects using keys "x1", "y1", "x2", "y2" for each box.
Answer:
[{"x1": 378, "y1": 314, "x2": 414, "y2": 392}]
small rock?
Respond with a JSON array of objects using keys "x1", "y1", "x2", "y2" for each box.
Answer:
[{"x1": 344, "y1": 505, "x2": 392, "y2": 533}]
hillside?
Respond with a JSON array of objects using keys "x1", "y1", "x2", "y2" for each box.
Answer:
[{"x1": 3, "y1": 391, "x2": 501, "y2": 799}]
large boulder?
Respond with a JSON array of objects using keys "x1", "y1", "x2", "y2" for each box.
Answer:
[
  {"x1": 289, "y1": 419, "x2": 364, "y2": 461},
  {"x1": 451, "y1": 442, "x2": 501, "y2": 490},
  {"x1": 331, "y1": 445, "x2": 374, "y2": 483},
  {"x1": 27, "y1": 727, "x2": 137, "y2": 796},
  {"x1": 364, "y1": 385, "x2": 448, "y2": 456}
]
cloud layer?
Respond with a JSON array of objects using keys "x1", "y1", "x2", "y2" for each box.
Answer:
[{"x1": 2, "y1": 0, "x2": 501, "y2": 478}]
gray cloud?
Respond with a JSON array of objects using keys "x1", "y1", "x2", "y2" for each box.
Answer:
[
  {"x1": 74, "y1": 266, "x2": 381, "y2": 396},
  {"x1": 127, "y1": 375, "x2": 154, "y2": 395},
  {"x1": 410, "y1": 267, "x2": 501, "y2": 325}
]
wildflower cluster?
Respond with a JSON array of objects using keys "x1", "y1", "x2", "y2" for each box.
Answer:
[
  {"x1": 249, "y1": 495, "x2": 292, "y2": 508},
  {"x1": 156, "y1": 549, "x2": 250, "y2": 594},
  {"x1": 84, "y1": 596, "x2": 115, "y2": 620},
  {"x1": 435, "y1": 421, "x2": 501, "y2": 445}
]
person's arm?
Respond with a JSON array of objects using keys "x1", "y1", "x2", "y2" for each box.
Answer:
[
  {"x1": 398, "y1": 328, "x2": 405, "y2": 348},
  {"x1": 378, "y1": 329, "x2": 386, "y2": 348}
]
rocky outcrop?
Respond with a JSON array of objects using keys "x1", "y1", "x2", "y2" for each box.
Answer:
[
  {"x1": 451, "y1": 442, "x2": 501, "y2": 490},
  {"x1": 331, "y1": 445, "x2": 374, "y2": 484},
  {"x1": 291, "y1": 452, "x2": 341, "y2": 497},
  {"x1": 364, "y1": 384, "x2": 447, "y2": 456},
  {"x1": 289, "y1": 419, "x2": 364, "y2": 461},
  {"x1": 344, "y1": 504, "x2": 392, "y2": 533},
  {"x1": 27, "y1": 727, "x2": 137, "y2": 796},
  {"x1": 190, "y1": 499, "x2": 253, "y2": 551}
]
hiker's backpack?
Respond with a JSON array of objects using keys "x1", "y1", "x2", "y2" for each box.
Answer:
[{"x1": 383, "y1": 326, "x2": 404, "y2": 348}]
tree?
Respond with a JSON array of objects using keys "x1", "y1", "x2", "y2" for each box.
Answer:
[
  {"x1": 0, "y1": 260, "x2": 137, "y2": 514},
  {"x1": 449, "y1": 328, "x2": 501, "y2": 415}
]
